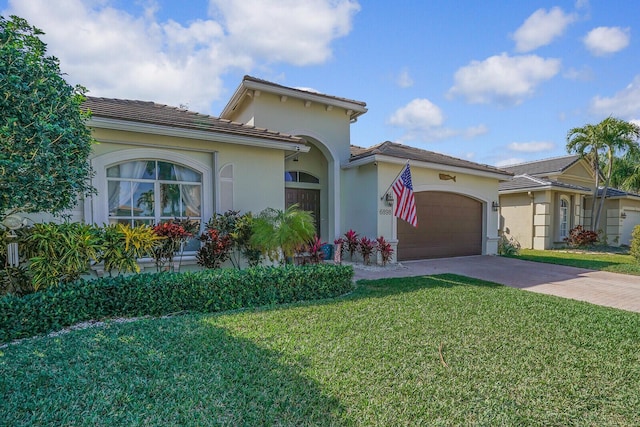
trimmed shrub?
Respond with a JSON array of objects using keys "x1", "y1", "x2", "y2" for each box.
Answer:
[{"x1": 0, "y1": 264, "x2": 354, "y2": 343}]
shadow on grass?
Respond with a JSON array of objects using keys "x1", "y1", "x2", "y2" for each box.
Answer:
[
  {"x1": 512, "y1": 254, "x2": 629, "y2": 270},
  {"x1": 355, "y1": 273, "x2": 502, "y2": 297},
  {"x1": 0, "y1": 318, "x2": 347, "y2": 426}
]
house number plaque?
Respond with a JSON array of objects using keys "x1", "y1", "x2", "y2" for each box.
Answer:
[{"x1": 379, "y1": 208, "x2": 392, "y2": 215}]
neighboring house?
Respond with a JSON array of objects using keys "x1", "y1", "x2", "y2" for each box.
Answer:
[
  {"x1": 47, "y1": 75, "x2": 512, "y2": 264},
  {"x1": 498, "y1": 155, "x2": 640, "y2": 248}
]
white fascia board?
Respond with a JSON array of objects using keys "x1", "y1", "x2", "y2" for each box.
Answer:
[
  {"x1": 87, "y1": 117, "x2": 310, "y2": 153},
  {"x1": 222, "y1": 81, "x2": 368, "y2": 120},
  {"x1": 344, "y1": 154, "x2": 512, "y2": 181},
  {"x1": 499, "y1": 187, "x2": 592, "y2": 195}
]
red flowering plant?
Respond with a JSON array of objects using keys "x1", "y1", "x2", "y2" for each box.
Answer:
[
  {"x1": 358, "y1": 236, "x2": 376, "y2": 265},
  {"x1": 152, "y1": 219, "x2": 196, "y2": 271},
  {"x1": 197, "y1": 228, "x2": 233, "y2": 269},
  {"x1": 306, "y1": 235, "x2": 327, "y2": 264},
  {"x1": 343, "y1": 229, "x2": 359, "y2": 261},
  {"x1": 376, "y1": 236, "x2": 394, "y2": 266}
]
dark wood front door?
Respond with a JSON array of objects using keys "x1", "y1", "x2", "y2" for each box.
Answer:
[
  {"x1": 397, "y1": 191, "x2": 482, "y2": 260},
  {"x1": 285, "y1": 188, "x2": 320, "y2": 237}
]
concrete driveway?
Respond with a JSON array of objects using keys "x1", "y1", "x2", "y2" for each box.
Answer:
[{"x1": 352, "y1": 255, "x2": 640, "y2": 313}]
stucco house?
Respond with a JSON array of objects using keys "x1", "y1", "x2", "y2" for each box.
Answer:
[
  {"x1": 498, "y1": 155, "x2": 640, "y2": 248},
  {"x1": 71, "y1": 75, "x2": 512, "y2": 264}
]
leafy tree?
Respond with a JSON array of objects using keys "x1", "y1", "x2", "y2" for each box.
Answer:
[
  {"x1": 567, "y1": 117, "x2": 640, "y2": 231},
  {"x1": 0, "y1": 15, "x2": 94, "y2": 220},
  {"x1": 608, "y1": 150, "x2": 640, "y2": 194},
  {"x1": 250, "y1": 204, "x2": 316, "y2": 264}
]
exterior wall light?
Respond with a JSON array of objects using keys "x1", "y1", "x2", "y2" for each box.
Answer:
[
  {"x1": 385, "y1": 192, "x2": 395, "y2": 206},
  {"x1": 621, "y1": 212, "x2": 627, "y2": 219},
  {"x1": 492, "y1": 201, "x2": 500, "y2": 212}
]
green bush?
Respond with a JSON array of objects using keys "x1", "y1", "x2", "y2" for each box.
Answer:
[
  {"x1": 498, "y1": 235, "x2": 521, "y2": 256},
  {"x1": 631, "y1": 225, "x2": 640, "y2": 262},
  {"x1": 0, "y1": 264, "x2": 354, "y2": 343}
]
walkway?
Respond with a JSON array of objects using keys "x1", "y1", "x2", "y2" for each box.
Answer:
[{"x1": 352, "y1": 255, "x2": 640, "y2": 313}]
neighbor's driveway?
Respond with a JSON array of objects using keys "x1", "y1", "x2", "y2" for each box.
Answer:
[{"x1": 352, "y1": 255, "x2": 640, "y2": 313}]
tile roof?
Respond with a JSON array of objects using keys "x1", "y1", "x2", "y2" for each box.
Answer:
[
  {"x1": 242, "y1": 75, "x2": 367, "y2": 108},
  {"x1": 596, "y1": 187, "x2": 640, "y2": 198},
  {"x1": 499, "y1": 174, "x2": 592, "y2": 193},
  {"x1": 83, "y1": 97, "x2": 304, "y2": 145},
  {"x1": 501, "y1": 155, "x2": 581, "y2": 176},
  {"x1": 349, "y1": 141, "x2": 512, "y2": 176}
]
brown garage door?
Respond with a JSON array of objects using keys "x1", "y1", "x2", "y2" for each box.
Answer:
[{"x1": 397, "y1": 191, "x2": 482, "y2": 260}]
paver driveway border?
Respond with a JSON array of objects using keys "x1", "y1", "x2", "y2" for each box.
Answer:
[{"x1": 352, "y1": 255, "x2": 640, "y2": 313}]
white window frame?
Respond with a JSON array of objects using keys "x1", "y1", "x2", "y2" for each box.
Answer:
[
  {"x1": 559, "y1": 197, "x2": 569, "y2": 239},
  {"x1": 88, "y1": 148, "x2": 213, "y2": 226}
]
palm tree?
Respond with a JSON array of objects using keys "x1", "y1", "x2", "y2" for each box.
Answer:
[
  {"x1": 567, "y1": 123, "x2": 603, "y2": 229},
  {"x1": 567, "y1": 117, "x2": 640, "y2": 231},
  {"x1": 608, "y1": 141, "x2": 640, "y2": 193},
  {"x1": 250, "y1": 204, "x2": 316, "y2": 264}
]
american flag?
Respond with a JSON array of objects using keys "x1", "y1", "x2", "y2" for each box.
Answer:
[{"x1": 392, "y1": 163, "x2": 417, "y2": 227}]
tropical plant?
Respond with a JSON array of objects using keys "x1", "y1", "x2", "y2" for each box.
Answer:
[
  {"x1": 99, "y1": 223, "x2": 162, "y2": 276},
  {"x1": 497, "y1": 235, "x2": 521, "y2": 256},
  {"x1": 563, "y1": 225, "x2": 599, "y2": 248},
  {"x1": 0, "y1": 16, "x2": 94, "y2": 221},
  {"x1": 343, "y1": 229, "x2": 359, "y2": 261},
  {"x1": 197, "y1": 228, "x2": 233, "y2": 269},
  {"x1": 567, "y1": 117, "x2": 640, "y2": 230},
  {"x1": 609, "y1": 150, "x2": 640, "y2": 194},
  {"x1": 358, "y1": 236, "x2": 376, "y2": 265},
  {"x1": 204, "y1": 210, "x2": 260, "y2": 268},
  {"x1": 306, "y1": 235, "x2": 327, "y2": 264},
  {"x1": 152, "y1": 219, "x2": 197, "y2": 271},
  {"x1": 21, "y1": 222, "x2": 103, "y2": 290},
  {"x1": 376, "y1": 236, "x2": 394, "y2": 266},
  {"x1": 250, "y1": 204, "x2": 316, "y2": 264}
]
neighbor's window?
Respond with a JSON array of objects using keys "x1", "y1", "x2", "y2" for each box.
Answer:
[
  {"x1": 559, "y1": 198, "x2": 569, "y2": 238},
  {"x1": 107, "y1": 160, "x2": 202, "y2": 250}
]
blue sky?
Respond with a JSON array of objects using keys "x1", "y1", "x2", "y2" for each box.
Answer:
[{"x1": 2, "y1": 0, "x2": 639, "y2": 167}]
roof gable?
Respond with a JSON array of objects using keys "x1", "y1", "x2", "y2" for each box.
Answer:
[{"x1": 350, "y1": 141, "x2": 512, "y2": 177}]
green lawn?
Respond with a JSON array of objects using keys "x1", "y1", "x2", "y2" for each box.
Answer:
[
  {"x1": 512, "y1": 248, "x2": 640, "y2": 275},
  {"x1": 2, "y1": 274, "x2": 639, "y2": 426}
]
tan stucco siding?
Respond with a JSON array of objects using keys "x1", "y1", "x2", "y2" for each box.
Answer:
[
  {"x1": 341, "y1": 163, "x2": 379, "y2": 239},
  {"x1": 500, "y1": 193, "x2": 533, "y2": 248}
]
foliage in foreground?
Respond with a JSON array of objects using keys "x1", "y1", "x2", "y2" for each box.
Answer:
[
  {"x1": 631, "y1": 224, "x2": 640, "y2": 263},
  {"x1": 1, "y1": 274, "x2": 639, "y2": 426},
  {"x1": 0, "y1": 15, "x2": 94, "y2": 219},
  {"x1": 0, "y1": 263, "x2": 354, "y2": 342}
]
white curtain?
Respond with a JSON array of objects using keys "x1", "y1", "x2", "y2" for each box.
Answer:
[
  {"x1": 108, "y1": 161, "x2": 149, "y2": 215},
  {"x1": 175, "y1": 164, "x2": 201, "y2": 217}
]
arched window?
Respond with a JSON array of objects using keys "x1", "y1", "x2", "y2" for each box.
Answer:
[
  {"x1": 559, "y1": 198, "x2": 569, "y2": 238},
  {"x1": 106, "y1": 160, "x2": 202, "y2": 227}
]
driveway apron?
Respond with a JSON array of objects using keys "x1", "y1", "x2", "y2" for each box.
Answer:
[{"x1": 352, "y1": 255, "x2": 640, "y2": 313}]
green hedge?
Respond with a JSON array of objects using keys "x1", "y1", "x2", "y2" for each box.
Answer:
[{"x1": 0, "y1": 264, "x2": 354, "y2": 343}]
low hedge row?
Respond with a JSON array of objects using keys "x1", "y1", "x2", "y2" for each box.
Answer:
[{"x1": 0, "y1": 264, "x2": 354, "y2": 343}]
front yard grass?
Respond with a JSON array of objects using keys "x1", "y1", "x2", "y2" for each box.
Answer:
[
  {"x1": 512, "y1": 248, "x2": 640, "y2": 275},
  {"x1": 2, "y1": 274, "x2": 639, "y2": 426}
]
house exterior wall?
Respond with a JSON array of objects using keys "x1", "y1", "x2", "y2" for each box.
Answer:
[{"x1": 500, "y1": 193, "x2": 534, "y2": 248}]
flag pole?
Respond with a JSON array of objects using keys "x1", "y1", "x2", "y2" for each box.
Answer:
[{"x1": 380, "y1": 160, "x2": 410, "y2": 200}]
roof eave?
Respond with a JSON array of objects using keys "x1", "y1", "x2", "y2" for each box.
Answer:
[
  {"x1": 87, "y1": 117, "x2": 310, "y2": 153},
  {"x1": 344, "y1": 154, "x2": 512, "y2": 180}
]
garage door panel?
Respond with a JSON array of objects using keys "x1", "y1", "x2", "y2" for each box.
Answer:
[{"x1": 398, "y1": 191, "x2": 482, "y2": 260}]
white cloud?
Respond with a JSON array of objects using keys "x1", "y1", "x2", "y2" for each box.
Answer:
[
  {"x1": 508, "y1": 141, "x2": 556, "y2": 152},
  {"x1": 583, "y1": 26, "x2": 630, "y2": 56},
  {"x1": 495, "y1": 157, "x2": 526, "y2": 167},
  {"x1": 396, "y1": 69, "x2": 414, "y2": 88},
  {"x1": 3, "y1": 0, "x2": 359, "y2": 113},
  {"x1": 388, "y1": 99, "x2": 486, "y2": 142},
  {"x1": 512, "y1": 7, "x2": 576, "y2": 52},
  {"x1": 448, "y1": 53, "x2": 561, "y2": 105},
  {"x1": 563, "y1": 66, "x2": 594, "y2": 81},
  {"x1": 590, "y1": 75, "x2": 640, "y2": 118},
  {"x1": 210, "y1": 0, "x2": 360, "y2": 66}
]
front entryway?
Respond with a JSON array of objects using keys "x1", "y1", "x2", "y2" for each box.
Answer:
[
  {"x1": 397, "y1": 191, "x2": 482, "y2": 260},
  {"x1": 285, "y1": 188, "x2": 321, "y2": 237}
]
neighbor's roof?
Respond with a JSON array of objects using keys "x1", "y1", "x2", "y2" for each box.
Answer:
[
  {"x1": 499, "y1": 174, "x2": 592, "y2": 193},
  {"x1": 596, "y1": 187, "x2": 640, "y2": 199},
  {"x1": 349, "y1": 141, "x2": 512, "y2": 177},
  {"x1": 501, "y1": 155, "x2": 581, "y2": 176},
  {"x1": 83, "y1": 96, "x2": 305, "y2": 146},
  {"x1": 220, "y1": 75, "x2": 368, "y2": 122}
]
